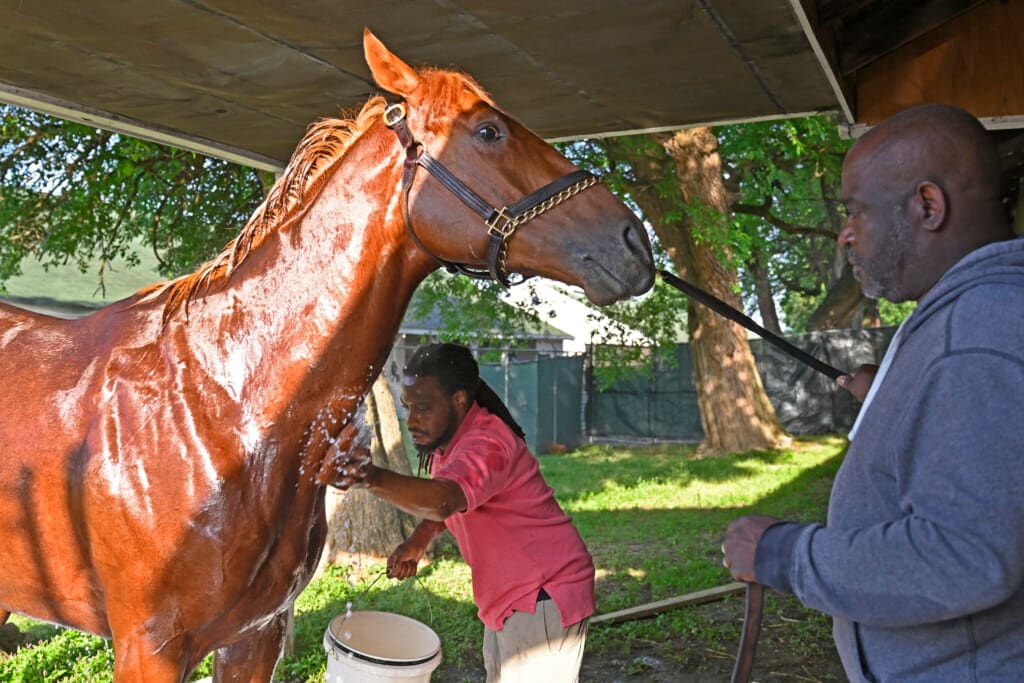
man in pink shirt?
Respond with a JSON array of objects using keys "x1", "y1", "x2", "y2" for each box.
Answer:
[{"x1": 329, "y1": 342, "x2": 595, "y2": 682}]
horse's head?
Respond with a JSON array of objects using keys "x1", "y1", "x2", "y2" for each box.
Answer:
[{"x1": 363, "y1": 29, "x2": 654, "y2": 306}]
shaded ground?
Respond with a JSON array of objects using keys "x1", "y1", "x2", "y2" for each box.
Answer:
[{"x1": 433, "y1": 592, "x2": 845, "y2": 682}]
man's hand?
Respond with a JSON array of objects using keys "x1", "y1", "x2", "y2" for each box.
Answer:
[
  {"x1": 322, "y1": 450, "x2": 375, "y2": 490},
  {"x1": 386, "y1": 520, "x2": 446, "y2": 579},
  {"x1": 836, "y1": 363, "x2": 879, "y2": 402},
  {"x1": 387, "y1": 539, "x2": 427, "y2": 579},
  {"x1": 316, "y1": 420, "x2": 375, "y2": 489},
  {"x1": 722, "y1": 515, "x2": 779, "y2": 583}
]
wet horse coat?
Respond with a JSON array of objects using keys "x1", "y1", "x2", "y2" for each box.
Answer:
[{"x1": 0, "y1": 30, "x2": 654, "y2": 681}]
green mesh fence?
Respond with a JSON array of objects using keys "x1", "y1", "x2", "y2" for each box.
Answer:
[
  {"x1": 480, "y1": 355, "x2": 584, "y2": 454},
  {"x1": 585, "y1": 345, "x2": 703, "y2": 441},
  {"x1": 586, "y1": 327, "x2": 898, "y2": 442},
  {"x1": 440, "y1": 327, "x2": 897, "y2": 451}
]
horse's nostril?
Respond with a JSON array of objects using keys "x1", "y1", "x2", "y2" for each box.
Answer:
[
  {"x1": 623, "y1": 220, "x2": 653, "y2": 260},
  {"x1": 622, "y1": 223, "x2": 636, "y2": 248}
]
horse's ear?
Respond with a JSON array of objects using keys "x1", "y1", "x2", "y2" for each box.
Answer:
[{"x1": 363, "y1": 28, "x2": 419, "y2": 97}]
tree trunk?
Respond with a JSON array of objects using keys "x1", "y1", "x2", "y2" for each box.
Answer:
[
  {"x1": 317, "y1": 373, "x2": 417, "y2": 576},
  {"x1": 861, "y1": 299, "x2": 882, "y2": 328},
  {"x1": 747, "y1": 250, "x2": 782, "y2": 335},
  {"x1": 606, "y1": 132, "x2": 787, "y2": 455},
  {"x1": 805, "y1": 263, "x2": 866, "y2": 331},
  {"x1": 802, "y1": 176, "x2": 867, "y2": 331}
]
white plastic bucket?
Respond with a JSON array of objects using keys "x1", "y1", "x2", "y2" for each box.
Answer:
[{"x1": 323, "y1": 610, "x2": 442, "y2": 682}]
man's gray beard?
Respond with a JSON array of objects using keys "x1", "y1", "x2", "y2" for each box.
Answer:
[{"x1": 853, "y1": 205, "x2": 912, "y2": 301}]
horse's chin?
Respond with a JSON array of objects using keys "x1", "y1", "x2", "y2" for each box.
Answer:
[
  {"x1": 572, "y1": 216, "x2": 656, "y2": 305},
  {"x1": 577, "y1": 257, "x2": 655, "y2": 306}
]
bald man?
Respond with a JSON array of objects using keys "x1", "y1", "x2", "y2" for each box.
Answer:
[{"x1": 723, "y1": 104, "x2": 1024, "y2": 681}]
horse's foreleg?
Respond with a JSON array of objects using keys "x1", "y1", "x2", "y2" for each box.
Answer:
[
  {"x1": 212, "y1": 610, "x2": 289, "y2": 683},
  {"x1": 111, "y1": 629, "x2": 190, "y2": 683}
]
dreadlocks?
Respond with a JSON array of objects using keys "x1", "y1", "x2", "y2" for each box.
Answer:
[{"x1": 404, "y1": 342, "x2": 525, "y2": 475}]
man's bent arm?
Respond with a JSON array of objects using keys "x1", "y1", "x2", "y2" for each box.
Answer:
[{"x1": 365, "y1": 467, "x2": 467, "y2": 521}]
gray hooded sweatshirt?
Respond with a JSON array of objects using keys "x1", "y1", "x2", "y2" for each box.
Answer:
[{"x1": 756, "y1": 236, "x2": 1024, "y2": 682}]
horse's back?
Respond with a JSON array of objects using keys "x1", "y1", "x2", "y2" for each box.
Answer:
[{"x1": 0, "y1": 295, "x2": 169, "y2": 478}]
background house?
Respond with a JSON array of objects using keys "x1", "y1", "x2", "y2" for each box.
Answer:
[{"x1": 500, "y1": 280, "x2": 653, "y2": 353}]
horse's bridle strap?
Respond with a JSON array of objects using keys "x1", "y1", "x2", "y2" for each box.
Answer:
[
  {"x1": 384, "y1": 102, "x2": 599, "y2": 286},
  {"x1": 416, "y1": 152, "x2": 504, "y2": 225}
]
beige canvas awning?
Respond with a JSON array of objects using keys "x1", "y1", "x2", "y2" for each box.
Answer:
[{"x1": 0, "y1": 0, "x2": 1020, "y2": 181}]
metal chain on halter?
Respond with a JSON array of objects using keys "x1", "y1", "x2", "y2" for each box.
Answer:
[{"x1": 486, "y1": 174, "x2": 600, "y2": 276}]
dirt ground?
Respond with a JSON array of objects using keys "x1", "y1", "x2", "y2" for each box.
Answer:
[{"x1": 433, "y1": 593, "x2": 846, "y2": 682}]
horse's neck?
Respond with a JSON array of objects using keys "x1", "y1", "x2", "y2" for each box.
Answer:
[{"x1": 175, "y1": 148, "x2": 430, "y2": 437}]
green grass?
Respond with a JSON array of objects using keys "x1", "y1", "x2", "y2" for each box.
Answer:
[
  {"x1": 0, "y1": 243, "x2": 165, "y2": 308},
  {"x1": 544, "y1": 438, "x2": 844, "y2": 661},
  {"x1": 0, "y1": 437, "x2": 846, "y2": 681}
]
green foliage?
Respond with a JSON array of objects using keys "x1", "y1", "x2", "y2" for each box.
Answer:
[
  {"x1": 685, "y1": 200, "x2": 734, "y2": 267},
  {"x1": 778, "y1": 284, "x2": 828, "y2": 333},
  {"x1": 1, "y1": 238, "x2": 164, "y2": 305},
  {"x1": 583, "y1": 277, "x2": 690, "y2": 389},
  {"x1": 0, "y1": 626, "x2": 113, "y2": 682},
  {"x1": 557, "y1": 137, "x2": 692, "y2": 386},
  {"x1": 715, "y1": 115, "x2": 853, "y2": 331},
  {"x1": 0, "y1": 105, "x2": 268, "y2": 292},
  {"x1": 785, "y1": 288, "x2": 916, "y2": 331},
  {"x1": 879, "y1": 299, "x2": 916, "y2": 326},
  {"x1": 564, "y1": 116, "x2": 855, "y2": 339}
]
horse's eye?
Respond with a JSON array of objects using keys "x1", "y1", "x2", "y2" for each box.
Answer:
[{"x1": 475, "y1": 125, "x2": 503, "y2": 143}]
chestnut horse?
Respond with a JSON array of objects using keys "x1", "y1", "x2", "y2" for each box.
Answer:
[{"x1": 0, "y1": 29, "x2": 653, "y2": 681}]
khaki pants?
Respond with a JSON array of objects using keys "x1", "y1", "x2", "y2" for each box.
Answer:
[{"x1": 482, "y1": 599, "x2": 589, "y2": 683}]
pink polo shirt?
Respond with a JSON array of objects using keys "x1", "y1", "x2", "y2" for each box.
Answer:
[{"x1": 431, "y1": 402, "x2": 595, "y2": 631}]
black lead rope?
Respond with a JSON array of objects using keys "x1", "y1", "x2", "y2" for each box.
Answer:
[
  {"x1": 659, "y1": 269, "x2": 844, "y2": 380},
  {"x1": 731, "y1": 582, "x2": 764, "y2": 683},
  {"x1": 384, "y1": 102, "x2": 600, "y2": 286}
]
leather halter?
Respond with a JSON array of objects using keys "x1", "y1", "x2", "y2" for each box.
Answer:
[{"x1": 383, "y1": 102, "x2": 600, "y2": 286}]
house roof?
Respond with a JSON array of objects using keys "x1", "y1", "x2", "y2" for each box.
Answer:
[{"x1": 401, "y1": 291, "x2": 571, "y2": 341}]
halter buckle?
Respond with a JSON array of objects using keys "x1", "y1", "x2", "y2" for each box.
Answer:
[
  {"x1": 383, "y1": 103, "x2": 407, "y2": 128},
  {"x1": 486, "y1": 207, "x2": 518, "y2": 238}
]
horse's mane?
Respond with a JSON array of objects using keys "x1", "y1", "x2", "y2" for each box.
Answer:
[
  {"x1": 145, "y1": 67, "x2": 492, "y2": 322},
  {"x1": 145, "y1": 96, "x2": 388, "y2": 320}
]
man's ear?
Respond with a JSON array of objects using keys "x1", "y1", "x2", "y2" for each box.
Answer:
[
  {"x1": 452, "y1": 388, "x2": 471, "y2": 412},
  {"x1": 916, "y1": 181, "x2": 947, "y2": 232}
]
